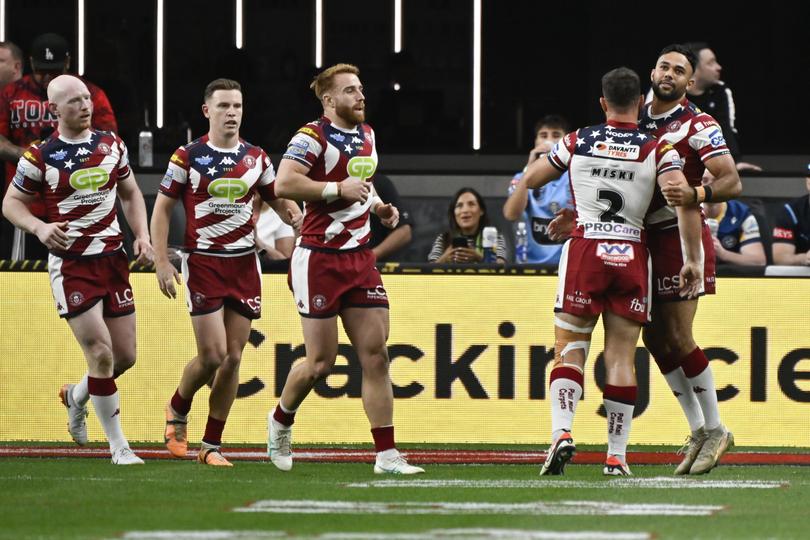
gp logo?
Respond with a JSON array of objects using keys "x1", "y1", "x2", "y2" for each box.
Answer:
[
  {"x1": 347, "y1": 156, "x2": 376, "y2": 181},
  {"x1": 208, "y1": 178, "x2": 248, "y2": 202},
  {"x1": 69, "y1": 167, "x2": 109, "y2": 191}
]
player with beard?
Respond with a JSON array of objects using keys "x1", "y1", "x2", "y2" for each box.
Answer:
[
  {"x1": 266, "y1": 63, "x2": 424, "y2": 475},
  {"x1": 550, "y1": 45, "x2": 741, "y2": 475}
]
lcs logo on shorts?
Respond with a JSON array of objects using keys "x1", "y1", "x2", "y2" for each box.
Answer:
[
  {"x1": 69, "y1": 167, "x2": 109, "y2": 191},
  {"x1": 208, "y1": 178, "x2": 248, "y2": 202},
  {"x1": 347, "y1": 156, "x2": 376, "y2": 181},
  {"x1": 366, "y1": 286, "x2": 387, "y2": 300}
]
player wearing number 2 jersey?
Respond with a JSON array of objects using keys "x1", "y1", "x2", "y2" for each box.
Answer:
[
  {"x1": 267, "y1": 63, "x2": 423, "y2": 476},
  {"x1": 520, "y1": 67, "x2": 703, "y2": 477}
]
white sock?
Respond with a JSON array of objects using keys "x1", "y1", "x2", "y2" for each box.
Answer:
[
  {"x1": 604, "y1": 398, "x2": 634, "y2": 458},
  {"x1": 549, "y1": 376, "x2": 583, "y2": 440},
  {"x1": 663, "y1": 368, "x2": 704, "y2": 432},
  {"x1": 72, "y1": 374, "x2": 90, "y2": 407},
  {"x1": 687, "y1": 367, "x2": 721, "y2": 431},
  {"x1": 377, "y1": 448, "x2": 399, "y2": 461},
  {"x1": 90, "y1": 392, "x2": 128, "y2": 453}
]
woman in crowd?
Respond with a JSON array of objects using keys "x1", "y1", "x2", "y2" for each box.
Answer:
[{"x1": 428, "y1": 187, "x2": 506, "y2": 264}]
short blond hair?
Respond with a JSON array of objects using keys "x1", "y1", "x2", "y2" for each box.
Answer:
[{"x1": 310, "y1": 63, "x2": 360, "y2": 100}]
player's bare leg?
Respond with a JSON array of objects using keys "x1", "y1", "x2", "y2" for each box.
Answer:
[
  {"x1": 540, "y1": 311, "x2": 594, "y2": 476},
  {"x1": 601, "y1": 311, "x2": 641, "y2": 476},
  {"x1": 66, "y1": 304, "x2": 142, "y2": 465},
  {"x1": 268, "y1": 316, "x2": 339, "y2": 471},
  {"x1": 341, "y1": 306, "x2": 423, "y2": 475}
]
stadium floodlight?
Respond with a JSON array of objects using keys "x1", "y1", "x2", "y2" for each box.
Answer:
[
  {"x1": 235, "y1": 0, "x2": 243, "y2": 49},
  {"x1": 394, "y1": 0, "x2": 402, "y2": 53},
  {"x1": 77, "y1": 0, "x2": 85, "y2": 75},
  {"x1": 156, "y1": 0, "x2": 164, "y2": 128},
  {"x1": 472, "y1": 0, "x2": 481, "y2": 150},
  {"x1": 315, "y1": 0, "x2": 323, "y2": 68}
]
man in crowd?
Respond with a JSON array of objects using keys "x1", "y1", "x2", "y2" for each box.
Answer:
[{"x1": 771, "y1": 165, "x2": 810, "y2": 266}]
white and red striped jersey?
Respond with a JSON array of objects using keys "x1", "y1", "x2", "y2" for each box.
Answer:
[
  {"x1": 282, "y1": 116, "x2": 377, "y2": 251},
  {"x1": 640, "y1": 99, "x2": 730, "y2": 229},
  {"x1": 12, "y1": 129, "x2": 131, "y2": 258},
  {"x1": 159, "y1": 135, "x2": 276, "y2": 254},
  {"x1": 548, "y1": 120, "x2": 683, "y2": 243}
]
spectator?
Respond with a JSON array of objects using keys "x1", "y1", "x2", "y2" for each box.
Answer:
[
  {"x1": 771, "y1": 165, "x2": 810, "y2": 266},
  {"x1": 0, "y1": 41, "x2": 23, "y2": 87},
  {"x1": 684, "y1": 42, "x2": 761, "y2": 172},
  {"x1": 503, "y1": 115, "x2": 572, "y2": 265},
  {"x1": 0, "y1": 33, "x2": 118, "y2": 260},
  {"x1": 702, "y1": 171, "x2": 766, "y2": 266},
  {"x1": 428, "y1": 187, "x2": 506, "y2": 264},
  {"x1": 369, "y1": 174, "x2": 413, "y2": 262},
  {"x1": 255, "y1": 202, "x2": 295, "y2": 261}
]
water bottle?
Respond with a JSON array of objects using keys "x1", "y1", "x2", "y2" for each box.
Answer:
[
  {"x1": 515, "y1": 221, "x2": 528, "y2": 263},
  {"x1": 138, "y1": 109, "x2": 153, "y2": 168},
  {"x1": 482, "y1": 226, "x2": 498, "y2": 263}
]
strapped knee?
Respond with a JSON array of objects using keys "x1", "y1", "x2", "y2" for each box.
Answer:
[{"x1": 553, "y1": 316, "x2": 595, "y2": 372}]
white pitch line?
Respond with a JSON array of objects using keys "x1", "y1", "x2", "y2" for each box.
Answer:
[
  {"x1": 345, "y1": 478, "x2": 787, "y2": 490},
  {"x1": 122, "y1": 530, "x2": 650, "y2": 540},
  {"x1": 233, "y1": 499, "x2": 722, "y2": 516}
]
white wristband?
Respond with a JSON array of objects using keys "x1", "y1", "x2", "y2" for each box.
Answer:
[
  {"x1": 321, "y1": 182, "x2": 339, "y2": 200},
  {"x1": 370, "y1": 196, "x2": 383, "y2": 214}
]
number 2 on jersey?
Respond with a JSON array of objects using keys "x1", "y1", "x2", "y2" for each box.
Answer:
[{"x1": 597, "y1": 189, "x2": 625, "y2": 223}]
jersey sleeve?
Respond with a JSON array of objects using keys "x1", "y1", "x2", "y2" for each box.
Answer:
[
  {"x1": 738, "y1": 212, "x2": 762, "y2": 247},
  {"x1": 282, "y1": 124, "x2": 323, "y2": 168},
  {"x1": 771, "y1": 203, "x2": 798, "y2": 245},
  {"x1": 11, "y1": 146, "x2": 45, "y2": 195},
  {"x1": 548, "y1": 130, "x2": 577, "y2": 171},
  {"x1": 113, "y1": 134, "x2": 132, "y2": 180},
  {"x1": 257, "y1": 150, "x2": 277, "y2": 202},
  {"x1": 655, "y1": 141, "x2": 684, "y2": 174},
  {"x1": 0, "y1": 86, "x2": 11, "y2": 138},
  {"x1": 689, "y1": 114, "x2": 731, "y2": 162},
  {"x1": 159, "y1": 146, "x2": 190, "y2": 198}
]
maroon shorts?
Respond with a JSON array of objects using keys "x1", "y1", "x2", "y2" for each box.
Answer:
[
  {"x1": 181, "y1": 251, "x2": 262, "y2": 319},
  {"x1": 288, "y1": 246, "x2": 389, "y2": 318},
  {"x1": 555, "y1": 238, "x2": 651, "y2": 324},
  {"x1": 48, "y1": 251, "x2": 135, "y2": 319},
  {"x1": 647, "y1": 224, "x2": 716, "y2": 302}
]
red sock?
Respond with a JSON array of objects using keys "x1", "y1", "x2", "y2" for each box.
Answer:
[
  {"x1": 681, "y1": 347, "x2": 709, "y2": 378},
  {"x1": 603, "y1": 384, "x2": 638, "y2": 406},
  {"x1": 87, "y1": 376, "x2": 116, "y2": 396},
  {"x1": 273, "y1": 404, "x2": 296, "y2": 427},
  {"x1": 652, "y1": 352, "x2": 681, "y2": 375},
  {"x1": 371, "y1": 425, "x2": 395, "y2": 453},
  {"x1": 171, "y1": 388, "x2": 193, "y2": 417},
  {"x1": 202, "y1": 416, "x2": 226, "y2": 446}
]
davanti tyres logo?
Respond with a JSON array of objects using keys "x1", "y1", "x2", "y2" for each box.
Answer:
[
  {"x1": 208, "y1": 178, "x2": 248, "y2": 202},
  {"x1": 347, "y1": 156, "x2": 376, "y2": 181},
  {"x1": 69, "y1": 167, "x2": 109, "y2": 191}
]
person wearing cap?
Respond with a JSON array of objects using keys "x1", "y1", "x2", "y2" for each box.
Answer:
[
  {"x1": 0, "y1": 33, "x2": 118, "y2": 260},
  {"x1": 771, "y1": 165, "x2": 810, "y2": 266}
]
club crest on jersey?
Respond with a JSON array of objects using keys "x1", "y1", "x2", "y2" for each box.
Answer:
[
  {"x1": 347, "y1": 156, "x2": 376, "y2": 181},
  {"x1": 596, "y1": 242, "x2": 634, "y2": 266},
  {"x1": 49, "y1": 149, "x2": 67, "y2": 160},
  {"x1": 312, "y1": 295, "x2": 327, "y2": 310},
  {"x1": 97, "y1": 142, "x2": 111, "y2": 155},
  {"x1": 195, "y1": 155, "x2": 213, "y2": 166},
  {"x1": 592, "y1": 141, "x2": 640, "y2": 160},
  {"x1": 69, "y1": 167, "x2": 109, "y2": 192},
  {"x1": 666, "y1": 120, "x2": 682, "y2": 133},
  {"x1": 242, "y1": 155, "x2": 256, "y2": 169},
  {"x1": 208, "y1": 178, "x2": 248, "y2": 203},
  {"x1": 191, "y1": 292, "x2": 206, "y2": 307}
]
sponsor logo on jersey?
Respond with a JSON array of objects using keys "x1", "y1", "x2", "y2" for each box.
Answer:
[
  {"x1": 49, "y1": 149, "x2": 67, "y2": 160},
  {"x1": 366, "y1": 286, "x2": 387, "y2": 300},
  {"x1": 75, "y1": 147, "x2": 91, "y2": 156},
  {"x1": 708, "y1": 128, "x2": 726, "y2": 148},
  {"x1": 69, "y1": 167, "x2": 109, "y2": 192},
  {"x1": 160, "y1": 170, "x2": 174, "y2": 189},
  {"x1": 329, "y1": 132, "x2": 345, "y2": 142},
  {"x1": 208, "y1": 178, "x2": 249, "y2": 203},
  {"x1": 286, "y1": 140, "x2": 308, "y2": 157},
  {"x1": 12, "y1": 164, "x2": 26, "y2": 186},
  {"x1": 347, "y1": 156, "x2": 377, "y2": 181},
  {"x1": 219, "y1": 156, "x2": 236, "y2": 166},
  {"x1": 590, "y1": 167, "x2": 635, "y2": 181},
  {"x1": 195, "y1": 154, "x2": 213, "y2": 166},
  {"x1": 351, "y1": 136, "x2": 363, "y2": 144},
  {"x1": 592, "y1": 142, "x2": 640, "y2": 160},
  {"x1": 565, "y1": 290, "x2": 591, "y2": 306},
  {"x1": 297, "y1": 126, "x2": 319, "y2": 139},
  {"x1": 242, "y1": 155, "x2": 256, "y2": 169},
  {"x1": 772, "y1": 227, "x2": 794, "y2": 240},
  {"x1": 98, "y1": 142, "x2": 111, "y2": 155},
  {"x1": 581, "y1": 221, "x2": 641, "y2": 241},
  {"x1": 596, "y1": 242, "x2": 634, "y2": 266},
  {"x1": 170, "y1": 153, "x2": 185, "y2": 166},
  {"x1": 23, "y1": 150, "x2": 37, "y2": 163},
  {"x1": 629, "y1": 297, "x2": 646, "y2": 313}
]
